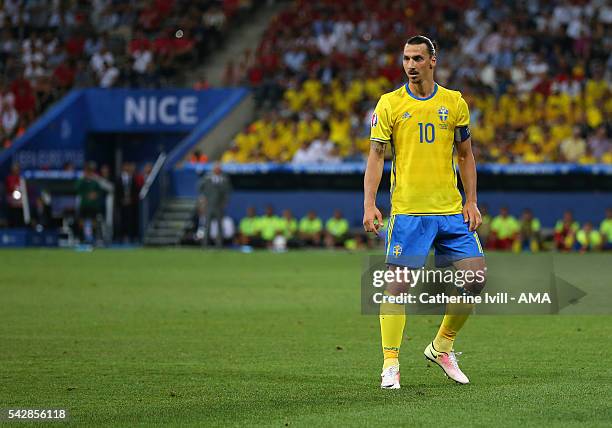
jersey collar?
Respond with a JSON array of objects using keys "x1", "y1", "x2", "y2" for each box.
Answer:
[{"x1": 405, "y1": 82, "x2": 438, "y2": 101}]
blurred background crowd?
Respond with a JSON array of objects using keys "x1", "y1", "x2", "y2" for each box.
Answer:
[
  {"x1": 0, "y1": 0, "x2": 610, "y2": 250},
  {"x1": 212, "y1": 0, "x2": 611, "y2": 164},
  {"x1": 0, "y1": 0, "x2": 256, "y2": 151}
]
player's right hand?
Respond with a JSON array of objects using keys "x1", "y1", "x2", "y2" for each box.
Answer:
[{"x1": 363, "y1": 205, "x2": 383, "y2": 233}]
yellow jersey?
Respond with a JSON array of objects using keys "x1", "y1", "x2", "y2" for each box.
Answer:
[{"x1": 370, "y1": 83, "x2": 470, "y2": 215}]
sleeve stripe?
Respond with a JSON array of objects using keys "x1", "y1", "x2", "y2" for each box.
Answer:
[{"x1": 371, "y1": 138, "x2": 390, "y2": 143}]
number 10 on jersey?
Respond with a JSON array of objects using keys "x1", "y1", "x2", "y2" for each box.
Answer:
[{"x1": 418, "y1": 122, "x2": 435, "y2": 143}]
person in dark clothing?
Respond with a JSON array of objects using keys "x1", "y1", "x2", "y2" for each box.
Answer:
[
  {"x1": 76, "y1": 163, "x2": 103, "y2": 243},
  {"x1": 116, "y1": 162, "x2": 140, "y2": 243},
  {"x1": 32, "y1": 192, "x2": 52, "y2": 230},
  {"x1": 198, "y1": 162, "x2": 231, "y2": 247}
]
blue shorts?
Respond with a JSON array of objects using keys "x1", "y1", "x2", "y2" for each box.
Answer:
[{"x1": 385, "y1": 214, "x2": 484, "y2": 268}]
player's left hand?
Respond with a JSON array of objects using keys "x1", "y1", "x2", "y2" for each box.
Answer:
[{"x1": 463, "y1": 201, "x2": 482, "y2": 232}]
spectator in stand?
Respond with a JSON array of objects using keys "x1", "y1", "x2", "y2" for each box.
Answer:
[
  {"x1": 587, "y1": 126, "x2": 611, "y2": 161},
  {"x1": 576, "y1": 222, "x2": 603, "y2": 253},
  {"x1": 190, "y1": 149, "x2": 209, "y2": 164},
  {"x1": 238, "y1": 206, "x2": 262, "y2": 247},
  {"x1": 517, "y1": 209, "x2": 542, "y2": 252},
  {"x1": 4, "y1": 163, "x2": 23, "y2": 227},
  {"x1": 600, "y1": 208, "x2": 612, "y2": 251},
  {"x1": 90, "y1": 45, "x2": 114, "y2": 79},
  {"x1": 132, "y1": 46, "x2": 153, "y2": 80},
  {"x1": 554, "y1": 210, "x2": 580, "y2": 252},
  {"x1": 324, "y1": 209, "x2": 349, "y2": 248},
  {"x1": 201, "y1": 4, "x2": 227, "y2": 49},
  {"x1": 220, "y1": 144, "x2": 244, "y2": 163},
  {"x1": 193, "y1": 74, "x2": 210, "y2": 91},
  {"x1": 578, "y1": 146, "x2": 598, "y2": 165},
  {"x1": 172, "y1": 28, "x2": 196, "y2": 61},
  {"x1": 322, "y1": 144, "x2": 342, "y2": 164},
  {"x1": 140, "y1": 61, "x2": 161, "y2": 88},
  {"x1": 309, "y1": 125, "x2": 335, "y2": 162},
  {"x1": 11, "y1": 73, "x2": 36, "y2": 124},
  {"x1": 98, "y1": 61, "x2": 120, "y2": 88},
  {"x1": 1, "y1": 96, "x2": 18, "y2": 138},
  {"x1": 488, "y1": 207, "x2": 519, "y2": 250},
  {"x1": 292, "y1": 141, "x2": 317, "y2": 164},
  {"x1": 299, "y1": 210, "x2": 322, "y2": 246},
  {"x1": 73, "y1": 60, "x2": 95, "y2": 88},
  {"x1": 128, "y1": 29, "x2": 151, "y2": 56},
  {"x1": 559, "y1": 126, "x2": 586, "y2": 162},
  {"x1": 53, "y1": 59, "x2": 76, "y2": 90}
]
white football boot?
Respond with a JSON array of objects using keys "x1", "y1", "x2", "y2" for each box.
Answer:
[
  {"x1": 424, "y1": 342, "x2": 469, "y2": 384},
  {"x1": 380, "y1": 364, "x2": 401, "y2": 389}
]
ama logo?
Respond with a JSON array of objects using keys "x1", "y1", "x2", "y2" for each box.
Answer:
[{"x1": 371, "y1": 112, "x2": 378, "y2": 128}]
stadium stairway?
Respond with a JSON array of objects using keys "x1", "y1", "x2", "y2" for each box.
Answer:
[
  {"x1": 143, "y1": 197, "x2": 196, "y2": 246},
  {"x1": 183, "y1": 1, "x2": 289, "y2": 87}
]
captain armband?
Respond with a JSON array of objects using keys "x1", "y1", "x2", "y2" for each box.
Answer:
[{"x1": 454, "y1": 126, "x2": 471, "y2": 143}]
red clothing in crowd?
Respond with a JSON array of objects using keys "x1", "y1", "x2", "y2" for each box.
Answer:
[
  {"x1": 129, "y1": 38, "x2": 152, "y2": 54},
  {"x1": 173, "y1": 36, "x2": 194, "y2": 54},
  {"x1": 140, "y1": 0, "x2": 175, "y2": 31},
  {"x1": 190, "y1": 153, "x2": 209, "y2": 164},
  {"x1": 10, "y1": 77, "x2": 32, "y2": 95},
  {"x1": 54, "y1": 63, "x2": 76, "y2": 88},
  {"x1": 223, "y1": 0, "x2": 240, "y2": 18},
  {"x1": 247, "y1": 66, "x2": 263, "y2": 85},
  {"x1": 13, "y1": 88, "x2": 36, "y2": 115},
  {"x1": 153, "y1": 35, "x2": 174, "y2": 55},
  {"x1": 65, "y1": 35, "x2": 85, "y2": 57}
]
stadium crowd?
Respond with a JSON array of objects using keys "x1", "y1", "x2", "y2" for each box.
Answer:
[
  {"x1": 219, "y1": 0, "x2": 611, "y2": 165},
  {"x1": 0, "y1": 0, "x2": 257, "y2": 151},
  {"x1": 182, "y1": 204, "x2": 612, "y2": 253}
]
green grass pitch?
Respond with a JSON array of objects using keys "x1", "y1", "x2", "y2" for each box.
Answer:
[{"x1": 1, "y1": 249, "x2": 611, "y2": 427}]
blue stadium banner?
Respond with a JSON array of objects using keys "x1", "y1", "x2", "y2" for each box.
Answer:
[
  {"x1": 84, "y1": 89, "x2": 237, "y2": 133},
  {"x1": 1, "y1": 88, "x2": 247, "y2": 171}
]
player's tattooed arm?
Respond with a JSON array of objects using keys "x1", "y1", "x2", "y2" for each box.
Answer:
[
  {"x1": 370, "y1": 140, "x2": 386, "y2": 156},
  {"x1": 363, "y1": 141, "x2": 386, "y2": 232}
]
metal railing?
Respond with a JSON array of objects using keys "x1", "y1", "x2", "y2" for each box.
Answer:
[{"x1": 139, "y1": 153, "x2": 167, "y2": 239}]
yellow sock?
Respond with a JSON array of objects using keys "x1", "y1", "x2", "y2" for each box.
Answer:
[
  {"x1": 383, "y1": 357, "x2": 399, "y2": 370},
  {"x1": 433, "y1": 302, "x2": 473, "y2": 354},
  {"x1": 380, "y1": 300, "x2": 405, "y2": 365}
]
